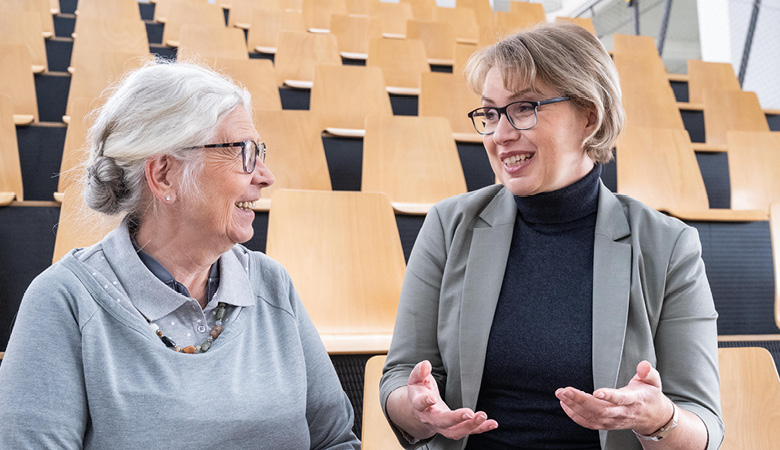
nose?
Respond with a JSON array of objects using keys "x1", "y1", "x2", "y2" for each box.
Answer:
[
  {"x1": 252, "y1": 160, "x2": 275, "y2": 188},
  {"x1": 491, "y1": 113, "x2": 521, "y2": 145}
]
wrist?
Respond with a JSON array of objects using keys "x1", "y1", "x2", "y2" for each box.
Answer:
[{"x1": 633, "y1": 400, "x2": 679, "y2": 441}]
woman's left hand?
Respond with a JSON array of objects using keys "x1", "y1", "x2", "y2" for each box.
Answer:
[{"x1": 555, "y1": 361, "x2": 675, "y2": 435}]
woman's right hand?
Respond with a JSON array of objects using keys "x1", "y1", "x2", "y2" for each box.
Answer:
[{"x1": 392, "y1": 360, "x2": 498, "y2": 441}]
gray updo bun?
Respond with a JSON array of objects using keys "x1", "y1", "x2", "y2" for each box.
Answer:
[{"x1": 81, "y1": 59, "x2": 252, "y2": 217}]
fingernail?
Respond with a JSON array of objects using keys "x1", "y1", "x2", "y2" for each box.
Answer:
[
  {"x1": 596, "y1": 391, "x2": 605, "y2": 399},
  {"x1": 462, "y1": 412, "x2": 474, "y2": 420},
  {"x1": 476, "y1": 413, "x2": 486, "y2": 423},
  {"x1": 564, "y1": 390, "x2": 574, "y2": 398}
]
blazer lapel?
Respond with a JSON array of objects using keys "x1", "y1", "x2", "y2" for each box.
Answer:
[
  {"x1": 459, "y1": 188, "x2": 517, "y2": 409},
  {"x1": 592, "y1": 183, "x2": 632, "y2": 395}
]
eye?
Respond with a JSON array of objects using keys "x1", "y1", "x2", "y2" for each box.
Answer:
[
  {"x1": 514, "y1": 103, "x2": 535, "y2": 115},
  {"x1": 481, "y1": 108, "x2": 499, "y2": 122}
]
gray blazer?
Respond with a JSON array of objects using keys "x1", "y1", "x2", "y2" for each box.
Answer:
[{"x1": 380, "y1": 183, "x2": 723, "y2": 450}]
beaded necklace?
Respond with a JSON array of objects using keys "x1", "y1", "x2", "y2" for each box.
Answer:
[{"x1": 141, "y1": 302, "x2": 228, "y2": 354}]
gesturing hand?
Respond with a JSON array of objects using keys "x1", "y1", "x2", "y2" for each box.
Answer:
[
  {"x1": 406, "y1": 360, "x2": 498, "y2": 440},
  {"x1": 555, "y1": 361, "x2": 675, "y2": 435}
]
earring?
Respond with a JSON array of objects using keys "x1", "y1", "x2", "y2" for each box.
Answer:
[{"x1": 165, "y1": 195, "x2": 171, "y2": 202}]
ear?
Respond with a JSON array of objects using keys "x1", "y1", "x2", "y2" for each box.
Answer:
[
  {"x1": 145, "y1": 155, "x2": 178, "y2": 203},
  {"x1": 584, "y1": 108, "x2": 599, "y2": 136}
]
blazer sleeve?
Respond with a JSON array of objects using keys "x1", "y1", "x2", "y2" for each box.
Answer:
[
  {"x1": 654, "y1": 226, "x2": 724, "y2": 450},
  {"x1": 0, "y1": 265, "x2": 91, "y2": 449},
  {"x1": 380, "y1": 205, "x2": 451, "y2": 448}
]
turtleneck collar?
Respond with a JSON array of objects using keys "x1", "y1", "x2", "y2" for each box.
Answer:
[{"x1": 513, "y1": 164, "x2": 602, "y2": 225}]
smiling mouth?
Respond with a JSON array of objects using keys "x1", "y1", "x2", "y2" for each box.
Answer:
[
  {"x1": 235, "y1": 201, "x2": 256, "y2": 211},
  {"x1": 502, "y1": 153, "x2": 534, "y2": 167}
]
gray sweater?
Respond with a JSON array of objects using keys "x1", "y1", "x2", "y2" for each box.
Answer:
[{"x1": 0, "y1": 224, "x2": 361, "y2": 449}]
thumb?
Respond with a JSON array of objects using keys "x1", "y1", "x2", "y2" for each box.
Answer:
[
  {"x1": 636, "y1": 361, "x2": 662, "y2": 388},
  {"x1": 408, "y1": 360, "x2": 432, "y2": 386}
]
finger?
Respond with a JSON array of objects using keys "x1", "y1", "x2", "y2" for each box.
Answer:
[
  {"x1": 439, "y1": 412, "x2": 498, "y2": 440},
  {"x1": 408, "y1": 360, "x2": 432, "y2": 385},
  {"x1": 559, "y1": 400, "x2": 601, "y2": 430},
  {"x1": 592, "y1": 387, "x2": 639, "y2": 406},
  {"x1": 422, "y1": 407, "x2": 477, "y2": 430},
  {"x1": 556, "y1": 388, "x2": 621, "y2": 423},
  {"x1": 408, "y1": 389, "x2": 437, "y2": 412},
  {"x1": 636, "y1": 361, "x2": 662, "y2": 388}
]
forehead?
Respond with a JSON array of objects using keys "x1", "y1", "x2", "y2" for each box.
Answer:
[
  {"x1": 215, "y1": 106, "x2": 258, "y2": 142},
  {"x1": 481, "y1": 67, "x2": 551, "y2": 101}
]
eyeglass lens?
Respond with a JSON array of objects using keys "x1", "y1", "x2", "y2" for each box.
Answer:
[
  {"x1": 242, "y1": 141, "x2": 266, "y2": 173},
  {"x1": 472, "y1": 102, "x2": 537, "y2": 134}
]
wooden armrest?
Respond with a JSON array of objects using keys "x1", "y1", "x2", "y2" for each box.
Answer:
[
  {"x1": 391, "y1": 202, "x2": 432, "y2": 215},
  {"x1": 678, "y1": 102, "x2": 704, "y2": 111},
  {"x1": 251, "y1": 198, "x2": 271, "y2": 212},
  {"x1": 308, "y1": 27, "x2": 330, "y2": 33},
  {"x1": 386, "y1": 86, "x2": 420, "y2": 96},
  {"x1": 453, "y1": 132, "x2": 483, "y2": 143},
  {"x1": 320, "y1": 333, "x2": 393, "y2": 354},
  {"x1": 283, "y1": 80, "x2": 314, "y2": 89},
  {"x1": 255, "y1": 46, "x2": 277, "y2": 54},
  {"x1": 62, "y1": 115, "x2": 71, "y2": 124},
  {"x1": 456, "y1": 38, "x2": 478, "y2": 45},
  {"x1": 32, "y1": 65, "x2": 45, "y2": 74},
  {"x1": 691, "y1": 142, "x2": 728, "y2": 152},
  {"x1": 13, "y1": 115, "x2": 34, "y2": 126},
  {"x1": 382, "y1": 33, "x2": 405, "y2": 39},
  {"x1": 719, "y1": 334, "x2": 780, "y2": 342},
  {"x1": 667, "y1": 73, "x2": 689, "y2": 83},
  {"x1": 664, "y1": 208, "x2": 768, "y2": 222},
  {"x1": 340, "y1": 51, "x2": 368, "y2": 60},
  {"x1": 0, "y1": 192, "x2": 16, "y2": 207},
  {"x1": 165, "y1": 40, "x2": 180, "y2": 48},
  {"x1": 53, "y1": 192, "x2": 65, "y2": 203},
  {"x1": 234, "y1": 22, "x2": 250, "y2": 30},
  {"x1": 428, "y1": 58, "x2": 454, "y2": 66},
  {"x1": 765, "y1": 108, "x2": 780, "y2": 115},
  {"x1": 323, "y1": 128, "x2": 366, "y2": 138}
]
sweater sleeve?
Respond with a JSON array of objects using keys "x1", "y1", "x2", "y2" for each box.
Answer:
[
  {"x1": 0, "y1": 264, "x2": 92, "y2": 448},
  {"x1": 654, "y1": 226, "x2": 724, "y2": 449},
  {"x1": 285, "y1": 275, "x2": 361, "y2": 450}
]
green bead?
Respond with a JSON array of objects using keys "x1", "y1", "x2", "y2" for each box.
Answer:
[
  {"x1": 200, "y1": 341, "x2": 212, "y2": 352},
  {"x1": 216, "y1": 306, "x2": 226, "y2": 321}
]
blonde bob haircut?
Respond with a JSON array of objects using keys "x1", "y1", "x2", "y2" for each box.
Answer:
[{"x1": 465, "y1": 22, "x2": 625, "y2": 164}]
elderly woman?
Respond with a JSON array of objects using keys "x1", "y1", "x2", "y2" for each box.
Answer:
[
  {"x1": 0, "y1": 61, "x2": 360, "y2": 449},
  {"x1": 380, "y1": 23, "x2": 722, "y2": 450}
]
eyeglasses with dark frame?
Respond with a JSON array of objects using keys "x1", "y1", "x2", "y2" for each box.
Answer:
[
  {"x1": 467, "y1": 97, "x2": 570, "y2": 135},
  {"x1": 189, "y1": 140, "x2": 266, "y2": 174}
]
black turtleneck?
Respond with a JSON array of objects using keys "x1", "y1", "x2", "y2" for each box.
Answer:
[{"x1": 465, "y1": 165, "x2": 602, "y2": 449}]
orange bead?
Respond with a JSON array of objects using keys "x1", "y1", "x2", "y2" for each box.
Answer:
[{"x1": 182, "y1": 346, "x2": 196, "y2": 354}]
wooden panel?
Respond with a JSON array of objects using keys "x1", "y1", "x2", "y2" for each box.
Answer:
[
  {"x1": 274, "y1": 31, "x2": 341, "y2": 87},
  {"x1": 53, "y1": 186, "x2": 122, "y2": 263},
  {"x1": 622, "y1": 84, "x2": 686, "y2": 130},
  {"x1": 367, "y1": 38, "x2": 429, "y2": 94},
  {"x1": 0, "y1": 45, "x2": 38, "y2": 124},
  {"x1": 703, "y1": 89, "x2": 769, "y2": 147},
  {"x1": 6, "y1": 0, "x2": 55, "y2": 38},
  {"x1": 0, "y1": 95, "x2": 24, "y2": 203},
  {"x1": 70, "y1": 18, "x2": 149, "y2": 71},
  {"x1": 330, "y1": 14, "x2": 381, "y2": 59},
  {"x1": 161, "y1": 0, "x2": 225, "y2": 47},
  {"x1": 436, "y1": 6, "x2": 478, "y2": 44},
  {"x1": 726, "y1": 130, "x2": 780, "y2": 212},
  {"x1": 252, "y1": 110, "x2": 331, "y2": 200},
  {"x1": 718, "y1": 347, "x2": 780, "y2": 450},
  {"x1": 266, "y1": 189, "x2": 405, "y2": 353},
  {"x1": 400, "y1": 0, "x2": 436, "y2": 20},
  {"x1": 419, "y1": 71, "x2": 481, "y2": 140},
  {"x1": 58, "y1": 97, "x2": 96, "y2": 195},
  {"x1": 215, "y1": 58, "x2": 282, "y2": 111},
  {"x1": 75, "y1": 0, "x2": 141, "y2": 20},
  {"x1": 687, "y1": 60, "x2": 741, "y2": 104},
  {"x1": 616, "y1": 126, "x2": 709, "y2": 213},
  {"x1": 494, "y1": 5, "x2": 544, "y2": 37},
  {"x1": 0, "y1": 11, "x2": 48, "y2": 73},
  {"x1": 612, "y1": 33, "x2": 658, "y2": 57},
  {"x1": 362, "y1": 355, "x2": 403, "y2": 450},
  {"x1": 363, "y1": 115, "x2": 466, "y2": 213},
  {"x1": 453, "y1": 41, "x2": 477, "y2": 76},
  {"x1": 457, "y1": 0, "x2": 493, "y2": 28},
  {"x1": 772, "y1": 203, "x2": 780, "y2": 330},
  {"x1": 177, "y1": 25, "x2": 249, "y2": 61},
  {"x1": 369, "y1": 1, "x2": 413, "y2": 38},
  {"x1": 406, "y1": 19, "x2": 455, "y2": 65},
  {"x1": 310, "y1": 64, "x2": 393, "y2": 134},
  {"x1": 301, "y1": 0, "x2": 346, "y2": 31},
  {"x1": 246, "y1": 9, "x2": 306, "y2": 54}
]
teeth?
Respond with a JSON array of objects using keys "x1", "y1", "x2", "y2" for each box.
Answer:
[
  {"x1": 502, "y1": 154, "x2": 533, "y2": 166},
  {"x1": 235, "y1": 201, "x2": 256, "y2": 210}
]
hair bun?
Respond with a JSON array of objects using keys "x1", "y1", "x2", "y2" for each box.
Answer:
[{"x1": 84, "y1": 155, "x2": 128, "y2": 215}]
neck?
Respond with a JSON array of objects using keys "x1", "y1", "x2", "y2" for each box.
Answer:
[{"x1": 134, "y1": 213, "x2": 224, "y2": 308}]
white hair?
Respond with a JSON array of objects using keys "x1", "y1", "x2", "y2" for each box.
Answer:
[{"x1": 82, "y1": 59, "x2": 252, "y2": 218}]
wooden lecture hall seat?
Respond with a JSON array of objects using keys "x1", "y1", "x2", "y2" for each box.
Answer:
[
  {"x1": 301, "y1": 0, "x2": 346, "y2": 33},
  {"x1": 369, "y1": 0, "x2": 413, "y2": 39},
  {"x1": 401, "y1": 0, "x2": 436, "y2": 21},
  {"x1": 419, "y1": 71, "x2": 482, "y2": 143},
  {"x1": 56, "y1": 97, "x2": 94, "y2": 201},
  {"x1": 362, "y1": 355, "x2": 403, "y2": 450},
  {"x1": 367, "y1": 37, "x2": 430, "y2": 95},
  {"x1": 7, "y1": 0, "x2": 55, "y2": 39},
  {"x1": 251, "y1": 110, "x2": 332, "y2": 209},
  {"x1": 773, "y1": 202, "x2": 780, "y2": 330},
  {"x1": 265, "y1": 189, "x2": 405, "y2": 354},
  {"x1": 246, "y1": 9, "x2": 306, "y2": 55},
  {"x1": 555, "y1": 16, "x2": 597, "y2": 34},
  {"x1": 435, "y1": 6, "x2": 479, "y2": 45},
  {"x1": 725, "y1": 130, "x2": 780, "y2": 213},
  {"x1": 160, "y1": 0, "x2": 225, "y2": 48},
  {"x1": 686, "y1": 59, "x2": 742, "y2": 105},
  {"x1": 216, "y1": 58, "x2": 283, "y2": 111},
  {"x1": 718, "y1": 347, "x2": 780, "y2": 449},
  {"x1": 0, "y1": 95, "x2": 24, "y2": 205},
  {"x1": 310, "y1": 64, "x2": 393, "y2": 137},
  {"x1": 330, "y1": 14, "x2": 382, "y2": 60},
  {"x1": 52, "y1": 186, "x2": 122, "y2": 264},
  {"x1": 274, "y1": 31, "x2": 341, "y2": 88},
  {"x1": 69, "y1": 18, "x2": 148, "y2": 74},
  {"x1": 362, "y1": 115, "x2": 467, "y2": 215},
  {"x1": 0, "y1": 44, "x2": 39, "y2": 125},
  {"x1": 75, "y1": 0, "x2": 141, "y2": 21},
  {"x1": 406, "y1": 19, "x2": 456, "y2": 66},
  {"x1": 0, "y1": 11, "x2": 48, "y2": 74},
  {"x1": 701, "y1": 89, "x2": 770, "y2": 150},
  {"x1": 177, "y1": 24, "x2": 249, "y2": 61}
]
